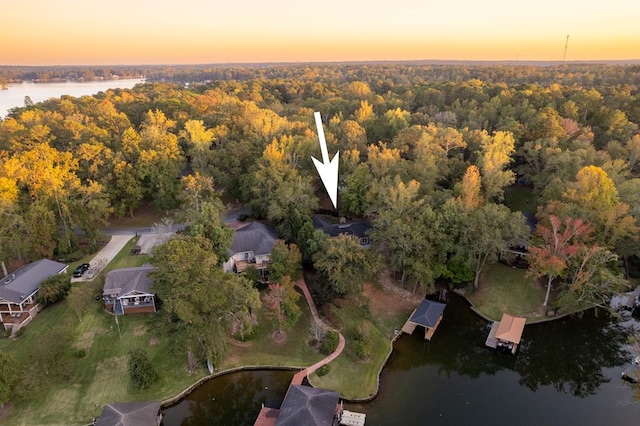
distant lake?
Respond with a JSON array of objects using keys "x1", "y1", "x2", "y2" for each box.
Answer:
[{"x1": 0, "y1": 79, "x2": 144, "y2": 118}]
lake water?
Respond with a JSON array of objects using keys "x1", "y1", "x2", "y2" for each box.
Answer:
[
  {"x1": 0, "y1": 79, "x2": 144, "y2": 118},
  {"x1": 163, "y1": 294, "x2": 640, "y2": 425}
]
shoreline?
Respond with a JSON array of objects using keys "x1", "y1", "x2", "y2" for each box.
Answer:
[{"x1": 161, "y1": 286, "x2": 591, "y2": 409}]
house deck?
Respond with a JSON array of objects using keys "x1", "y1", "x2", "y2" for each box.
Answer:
[
  {"x1": 253, "y1": 407, "x2": 279, "y2": 426},
  {"x1": 235, "y1": 260, "x2": 269, "y2": 273}
]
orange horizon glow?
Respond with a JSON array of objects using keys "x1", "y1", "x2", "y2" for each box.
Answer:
[{"x1": 2, "y1": 0, "x2": 639, "y2": 66}]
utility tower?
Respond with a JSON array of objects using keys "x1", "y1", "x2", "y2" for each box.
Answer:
[{"x1": 563, "y1": 35, "x2": 570, "y2": 62}]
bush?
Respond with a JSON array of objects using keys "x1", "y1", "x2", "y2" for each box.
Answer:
[
  {"x1": 235, "y1": 324, "x2": 258, "y2": 342},
  {"x1": 36, "y1": 274, "x2": 71, "y2": 306},
  {"x1": 349, "y1": 324, "x2": 372, "y2": 360},
  {"x1": 128, "y1": 349, "x2": 159, "y2": 390},
  {"x1": 320, "y1": 330, "x2": 339, "y2": 355},
  {"x1": 316, "y1": 364, "x2": 330, "y2": 376},
  {"x1": 73, "y1": 349, "x2": 87, "y2": 359}
]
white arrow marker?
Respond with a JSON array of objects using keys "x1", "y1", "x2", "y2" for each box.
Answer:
[{"x1": 311, "y1": 111, "x2": 339, "y2": 209}]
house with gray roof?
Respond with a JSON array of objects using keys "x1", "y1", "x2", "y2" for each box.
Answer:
[
  {"x1": 223, "y1": 222, "x2": 277, "y2": 276},
  {"x1": 95, "y1": 400, "x2": 162, "y2": 426},
  {"x1": 312, "y1": 217, "x2": 371, "y2": 248},
  {"x1": 103, "y1": 265, "x2": 156, "y2": 315},
  {"x1": 0, "y1": 259, "x2": 68, "y2": 331}
]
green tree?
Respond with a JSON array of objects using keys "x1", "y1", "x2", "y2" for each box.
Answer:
[
  {"x1": 180, "y1": 173, "x2": 233, "y2": 261},
  {"x1": 36, "y1": 274, "x2": 71, "y2": 306},
  {"x1": 151, "y1": 236, "x2": 261, "y2": 366},
  {"x1": 128, "y1": 349, "x2": 159, "y2": 390},
  {"x1": 313, "y1": 234, "x2": 381, "y2": 295},
  {"x1": 369, "y1": 178, "x2": 447, "y2": 292},
  {"x1": 449, "y1": 202, "x2": 528, "y2": 290},
  {"x1": 67, "y1": 286, "x2": 93, "y2": 322},
  {"x1": 268, "y1": 240, "x2": 302, "y2": 283},
  {"x1": 341, "y1": 163, "x2": 373, "y2": 217}
]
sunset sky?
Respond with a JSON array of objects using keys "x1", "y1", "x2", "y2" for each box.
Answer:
[{"x1": 2, "y1": 0, "x2": 639, "y2": 65}]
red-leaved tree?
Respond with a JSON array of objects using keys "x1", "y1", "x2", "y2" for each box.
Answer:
[{"x1": 527, "y1": 215, "x2": 592, "y2": 312}]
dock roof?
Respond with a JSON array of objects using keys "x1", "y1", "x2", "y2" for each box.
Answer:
[
  {"x1": 409, "y1": 299, "x2": 446, "y2": 328},
  {"x1": 495, "y1": 313, "x2": 526, "y2": 344},
  {"x1": 275, "y1": 384, "x2": 339, "y2": 426}
]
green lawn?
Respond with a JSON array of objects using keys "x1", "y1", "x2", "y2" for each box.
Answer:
[
  {"x1": 504, "y1": 185, "x2": 537, "y2": 214},
  {"x1": 108, "y1": 203, "x2": 175, "y2": 228},
  {"x1": 0, "y1": 244, "x2": 190, "y2": 425},
  {"x1": 466, "y1": 262, "x2": 547, "y2": 321},
  {"x1": 220, "y1": 292, "x2": 325, "y2": 369},
  {"x1": 307, "y1": 284, "x2": 410, "y2": 400}
]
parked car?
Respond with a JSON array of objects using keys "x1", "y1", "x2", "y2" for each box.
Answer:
[{"x1": 73, "y1": 263, "x2": 90, "y2": 277}]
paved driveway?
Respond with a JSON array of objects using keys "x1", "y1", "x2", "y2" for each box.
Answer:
[{"x1": 71, "y1": 235, "x2": 133, "y2": 283}]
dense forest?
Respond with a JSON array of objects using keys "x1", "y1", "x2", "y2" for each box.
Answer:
[{"x1": 1, "y1": 64, "x2": 639, "y2": 314}]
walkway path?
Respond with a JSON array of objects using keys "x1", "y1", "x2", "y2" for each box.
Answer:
[{"x1": 291, "y1": 277, "x2": 346, "y2": 385}]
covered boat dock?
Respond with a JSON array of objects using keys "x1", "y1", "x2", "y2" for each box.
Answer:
[
  {"x1": 485, "y1": 313, "x2": 526, "y2": 355},
  {"x1": 401, "y1": 299, "x2": 446, "y2": 340}
]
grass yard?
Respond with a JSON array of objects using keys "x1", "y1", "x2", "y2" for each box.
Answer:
[
  {"x1": 466, "y1": 262, "x2": 546, "y2": 321},
  {"x1": 0, "y1": 298, "x2": 206, "y2": 425},
  {"x1": 504, "y1": 184, "x2": 537, "y2": 214},
  {"x1": 220, "y1": 291, "x2": 325, "y2": 370},
  {"x1": 308, "y1": 281, "x2": 417, "y2": 399},
  {"x1": 108, "y1": 202, "x2": 174, "y2": 228},
  {"x1": 0, "y1": 242, "x2": 202, "y2": 425}
]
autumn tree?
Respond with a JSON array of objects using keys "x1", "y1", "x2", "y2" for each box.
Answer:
[
  {"x1": 478, "y1": 130, "x2": 516, "y2": 201},
  {"x1": 527, "y1": 215, "x2": 592, "y2": 313},
  {"x1": 560, "y1": 165, "x2": 638, "y2": 248},
  {"x1": 263, "y1": 276, "x2": 302, "y2": 334},
  {"x1": 559, "y1": 245, "x2": 626, "y2": 310},
  {"x1": 180, "y1": 119, "x2": 215, "y2": 171},
  {"x1": 457, "y1": 165, "x2": 483, "y2": 211}
]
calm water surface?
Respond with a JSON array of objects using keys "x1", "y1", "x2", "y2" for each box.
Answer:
[
  {"x1": 163, "y1": 294, "x2": 640, "y2": 425},
  {"x1": 0, "y1": 79, "x2": 144, "y2": 117}
]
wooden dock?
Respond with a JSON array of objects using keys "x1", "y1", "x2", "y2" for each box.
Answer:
[
  {"x1": 425, "y1": 315, "x2": 442, "y2": 340},
  {"x1": 401, "y1": 309, "x2": 418, "y2": 334},
  {"x1": 340, "y1": 409, "x2": 366, "y2": 425},
  {"x1": 485, "y1": 321, "x2": 499, "y2": 349}
]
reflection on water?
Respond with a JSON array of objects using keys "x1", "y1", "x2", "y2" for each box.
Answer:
[
  {"x1": 163, "y1": 294, "x2": 640, "y2": 426},
  {"x1": 162, "y1": 370, "x2": 294, "y2": 426}
]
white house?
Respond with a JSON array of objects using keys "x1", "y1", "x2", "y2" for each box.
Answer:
[{"x1": 223, "y1": 222, "x2": 277, "y2": 276}]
